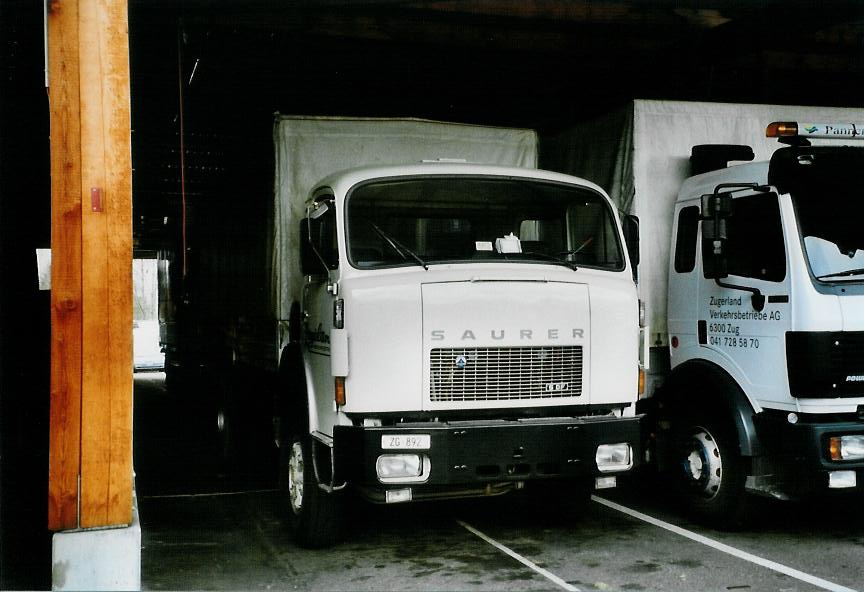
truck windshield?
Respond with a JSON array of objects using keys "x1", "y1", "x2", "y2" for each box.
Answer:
[
  {"x1": 345, "y1": 176, "x2": 625, "y2": 271},
  {"x1": 770, "y1": 147, "x2": 864, "y2": 282}
]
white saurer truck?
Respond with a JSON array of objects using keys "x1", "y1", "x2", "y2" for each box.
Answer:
[
  {"x1": 264, "y1": 116, "x2": 643, "y2": 546},
  {"x1": 543, "y1": 100, "x2": 864, "y2": 525}
]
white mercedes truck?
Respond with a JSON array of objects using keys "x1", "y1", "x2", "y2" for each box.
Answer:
[
  {"x1": 178, "y1": 117, "x2": 645, "y2": 547},
  {"x1": 543, "y1": 101, "x2": 864, "y2": 525}
]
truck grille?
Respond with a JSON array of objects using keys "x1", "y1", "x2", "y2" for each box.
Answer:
[
  {"x1": 429, "y1": 346, "x2": 583, "y2": 402},
  {"x1": 786, "y1": 331, "x2": 864, "y2": 398}
]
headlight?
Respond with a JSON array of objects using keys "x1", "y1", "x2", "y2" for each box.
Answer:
[
  {"x1": 596, "y1": 443, "x2": 633, "y2": 473},
  {"x1": 829, "y1": 435, "x2": 864, "y2": 461},
  {"x1": 376, "y1": 454, "x2": 428, "y2": 483}
]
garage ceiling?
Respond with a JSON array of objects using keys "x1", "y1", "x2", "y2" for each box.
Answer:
[
  {"x1": 127, "y1": 0, "x2": 864, "y2": 249},
  {"x1": 130, "y1": 0, "x2": 864, "y2": 120}
]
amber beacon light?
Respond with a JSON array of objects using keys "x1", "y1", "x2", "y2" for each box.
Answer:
[{"x1": 766, "y1": 121, "x2": 799, "y2": 137}]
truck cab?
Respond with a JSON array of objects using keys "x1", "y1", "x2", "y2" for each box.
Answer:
[
  {"x1": 281, "y1": 161, "x2": 643, "y2": 546},
  {"x1": 661, "y1": 122, "x2": 864, "y2": 523}
]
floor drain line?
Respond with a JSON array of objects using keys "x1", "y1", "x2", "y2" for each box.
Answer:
[
  {"x1": 457, "y1": 519, "x2": 579, "y2": 592},
  {"x1": 592, "y1": 495, "x2": 858, "y2": 592}
]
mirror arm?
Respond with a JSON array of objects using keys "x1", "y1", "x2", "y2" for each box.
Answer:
[
  {"x1": 713, "y1": 278, "x2": 765, "y2": 311},
  {"x1": 712, "y1": 182, "x2": 770, "y2": 195},
  {"x1": 704, "y1": 182, "x2": 770, "y2": 312}
]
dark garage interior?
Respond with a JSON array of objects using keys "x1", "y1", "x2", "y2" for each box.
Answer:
[{"x1": 2, "y1": 1, "x2": 864, "y2": 588}]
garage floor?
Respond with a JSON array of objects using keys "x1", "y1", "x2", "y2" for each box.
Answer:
[{"x1": 134, "y1": 373, "x2": 864, "y2": 592}]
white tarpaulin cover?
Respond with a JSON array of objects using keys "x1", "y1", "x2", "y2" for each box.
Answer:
[
  {"x1": 541, "y1": 99, "x2": 864, "y2": 343},
  {"x1": 272, "y1": 116, "x2": 538, "y2": 320}
]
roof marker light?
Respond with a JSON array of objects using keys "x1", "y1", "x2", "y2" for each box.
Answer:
[
  {"x1": 766, "y1": 122, "x2": 798, "y2": 137},
  {"x1": 767, "y1": 121, "x2": 864, "y2": 140}
]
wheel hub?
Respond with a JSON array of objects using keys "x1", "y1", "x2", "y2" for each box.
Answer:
[
  {"x1": 288, "y1": 441, "x2": 305, "y2": 514},
  {"x1": 683, "y1": 428, "x2": 722, "y2": 499}
]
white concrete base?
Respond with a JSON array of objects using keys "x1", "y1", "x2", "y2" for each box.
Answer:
[{"x1": 52, "y1": 494, "x2": 141, "y2": 591}]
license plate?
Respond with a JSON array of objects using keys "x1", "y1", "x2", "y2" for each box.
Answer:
[{"x1": 381, "y1": 434, "x2": 431, "y2": 450}]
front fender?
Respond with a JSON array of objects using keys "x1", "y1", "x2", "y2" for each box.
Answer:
[
  {"x1": 657, "y1": 359, "x2": 762, "y2": 457},
  {"x1": 277, "y1": 344, "x2": 319, "y2": 434}
]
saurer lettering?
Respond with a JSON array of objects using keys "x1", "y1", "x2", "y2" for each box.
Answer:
[{"x1": 430, "y1": 328, "x2": 585, "y2": 341}]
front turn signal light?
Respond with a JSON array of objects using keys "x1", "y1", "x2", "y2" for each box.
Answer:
[
  {"x1": 638, "y1": 367, "x2": 646, "y2": 398},
  {"x1": 829, "y1": 435, "x2": 864, "y2": 461},
  {"x1": 335, "y1": 377, "x2": 346, "y2": 407}
]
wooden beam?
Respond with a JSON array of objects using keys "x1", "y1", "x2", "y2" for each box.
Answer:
[
  {"x1": 47, "y1": 0, "x2": 133, "y2": 531},
  {"x1": 47, "y1": 0, "x2": 83, "y2": 532},
  {"x1": 80, "y1": 0, "x2": 134, "y2": 528}
]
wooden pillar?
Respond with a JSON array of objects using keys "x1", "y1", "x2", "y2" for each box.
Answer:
[{"x1": 47, "y1": 0, "x2": 133, "y2": 531}]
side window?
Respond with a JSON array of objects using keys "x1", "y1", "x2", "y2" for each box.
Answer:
[
  {"x1": 518, "y1": 218, "x2": 564, "y2": 255},
  {"x1": 674, "y1": 206, "x2": 699, "y2": 273},
  {"x1": 309, "y1": 198, "x2": 339, "y2": 270},
  {"x1": 702, "y1": 193, "x2": 786, "y2": 281}
]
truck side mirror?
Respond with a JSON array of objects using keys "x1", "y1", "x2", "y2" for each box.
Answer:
[
  {"x1": 299, "y1": 218, "x2": 320, "y2": 276},
  {"x1": 310, "y1": 201, "x2": 330, "y2": 220},
  {"x1": 701, "y1": 192, "x2": 733, "y2": 219},
  {"x1": 700, "y1": 193, "x2": 732, "y2": 279},
  {"x1": 622, "y1": 215, "x2": 640, "y2": 280}
]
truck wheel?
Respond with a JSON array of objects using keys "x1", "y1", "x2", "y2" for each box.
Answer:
[
  {"x1": 677, "y1": 417, "x2": 747, "y2": 528},
  {"x1": 280, "y1": 433, "x2": 342, "y2": 548}
]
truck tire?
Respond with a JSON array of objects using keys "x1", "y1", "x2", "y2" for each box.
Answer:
[
  {"x1": 676, "y1": 415, "x2": 748, "y2": 528},
  {"x1": 280, "y1": 433, "x2": 342, "y2": 548},
  {"x1": 214, "y1": 385, "x2": 237, "y2": 470}
]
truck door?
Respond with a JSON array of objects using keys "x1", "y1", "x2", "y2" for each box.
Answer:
[
  {"x1": 302, "y1": 195, "x2": 340, "y2": 435},
  {"x1": 698, "y1": 191, "x2": 792, "y2": 406}
]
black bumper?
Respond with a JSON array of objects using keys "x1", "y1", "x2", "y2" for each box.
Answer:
[
  {"x1": 754, "y1": 412, "x2": 864, "y2": 495},
  {"x1": 333, "y1": 415, "x2": 642, "y2": 494}
]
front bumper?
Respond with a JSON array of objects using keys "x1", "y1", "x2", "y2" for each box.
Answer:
[
  {"x1": 333, "y1": 415, "x2": 643, "y2": 499},
  {"x1": 753, "y1": 412, "x2": 864, "y2": 496}
]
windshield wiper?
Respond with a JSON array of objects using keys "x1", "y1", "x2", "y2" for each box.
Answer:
[
  {"x1": 519, "y1": 251, "x2": 578, "y2": 271},
  {"x1": 816, "y1": 267, "x2": 864, "y2": 280},
  {"x1": 371, "y1": 224, "x2": 428, "y2": 270}
]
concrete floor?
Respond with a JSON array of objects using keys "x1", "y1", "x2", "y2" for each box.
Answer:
[{"x1": 134, "y1": 373, "x2": 864, "y2": 591}]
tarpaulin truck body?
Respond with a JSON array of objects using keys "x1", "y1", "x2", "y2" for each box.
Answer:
[
  {"x1": 268, "y1": 117, "x2": 642, "y2": 546},
  {"x1": 543, "y1": 100, "x2": 864, "y2": 523}
]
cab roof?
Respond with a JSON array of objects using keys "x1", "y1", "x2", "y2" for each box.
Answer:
[
  {"x1": 309, "y1": 161, "x2": 609, "y2": 201},
  {"x1": 677, "y1": 161, "x2": 770, "y2": 204}
]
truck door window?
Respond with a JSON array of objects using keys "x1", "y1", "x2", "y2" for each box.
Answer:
[
  {"x1": 674, "y1": 206, "x2": 699, "y2": 273},
  {"x1": 701, "y1": 193, "x2": 785, "y2": 282}
]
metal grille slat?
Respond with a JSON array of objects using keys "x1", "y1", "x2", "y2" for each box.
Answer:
[{"x1": 430, "y1": 346, "x2": 583, "y2": 402}]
